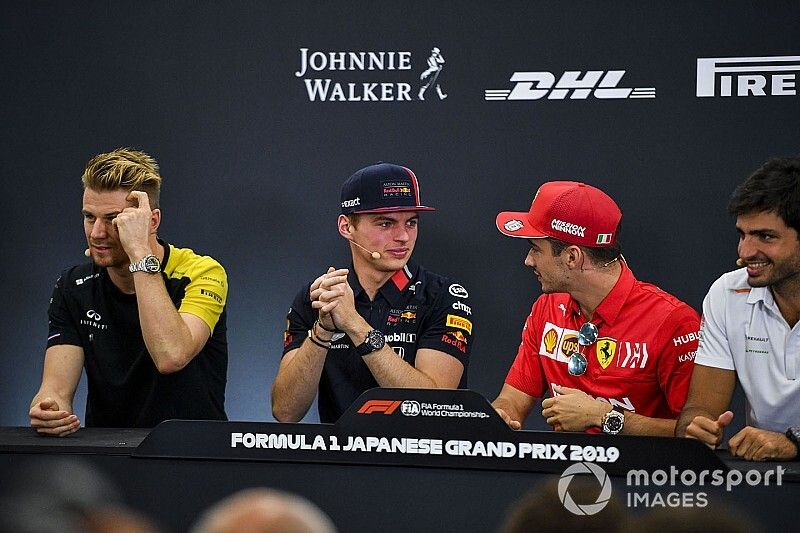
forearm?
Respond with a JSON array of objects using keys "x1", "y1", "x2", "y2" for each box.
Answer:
[
  {"x1": 575, "y1": 399, "x2": 677, "y2": 436},
  {"x1": 30, "y1": 389, "x2": 73, "y2": 414},
  {"x1": 133, "y1": 273, "x2": 197, "y2": 372},
  {"x1": 271, "y1": 341, "x2": 328, "y2": 422},
  {"x1": 362, "y1": 347, "x2": 439, "y2": 388},
  {"x1": 338, "y1": 314, "x2": 440, "y2": 388},
  {"x1": 492, "y1": 396, "x2": 528, "y2": 424},
  {"x1": 620, "y1": 412, "x2": 677, "y2": 437},
  {"x1": 676, "y1": 405, "x2": 717, "y2": 437},
  {"x1": 32, "y1": 345, "x2": 84, "y2": 414}
]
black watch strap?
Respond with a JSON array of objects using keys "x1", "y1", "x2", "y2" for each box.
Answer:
[
  {"x1": 355, "y1": 329, "x2": 385, "y2": 357},
  {"x1": 786, "y1": 427, "x2": 800, "y2": 452}
]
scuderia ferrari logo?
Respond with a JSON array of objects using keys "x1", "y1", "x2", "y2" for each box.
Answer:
[
  {"x1": 595, "y1": 337, "x2": 617, "y2": 369},
  {"x1": 596, "y1": 338, "x2": 617, "y2": 369}
]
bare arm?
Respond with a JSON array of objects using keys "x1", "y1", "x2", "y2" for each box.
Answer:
[
  {"x1": 272, "y1": 268, "x2": 343, "y2": 422},
  {"x1": 29, "y1": 345, "x2": 84, "y2": 436},
  {"x1": 364, "y1": 346, "x2": 463, "y2": 388},
  {"x1": 678, "y1": 367, "x2": 797, "y2": 460},
  {"x1": 318, "y1": 274, "x2": 464, "y2": 389},
  {"x1": 271, "y1": 330, "x2": 330, "y2": 423},
  {"x1": 675, "y1": 364, "x2": 737, "y2": 444},
  {"x1": 492, "y1": 384, "x2": 537, "y2": 430},
  {"x1": 133, "y1": 272, "x2": 212, "y2": 373},
  {"x1": 114, "y1": 191, "x2": 215, "y2": 373},
  {"x1": 541, "y1": 386, "x2": 678, "y2": 436},
  {"x1": 617, "y1": 412, "x2": 678, "y2": 436}
]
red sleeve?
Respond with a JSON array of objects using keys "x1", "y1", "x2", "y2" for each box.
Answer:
[
  {"x1": 656, "y1": 304, "x2": 701, "y2": 416},
  {"x1": 505, "y1": 299, "x2": 548, "y2": 398}
]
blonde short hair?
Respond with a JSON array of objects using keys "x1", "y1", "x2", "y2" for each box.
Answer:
[{"x1": 81, "y1": 148, "x2": 162, "y2": 208}]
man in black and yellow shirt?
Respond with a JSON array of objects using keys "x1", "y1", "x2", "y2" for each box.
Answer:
[
  {"x1": 30, "y1": 148, "x2": 228, "y2": 434},
  {"x1": 272, "y1": 163, "x2": 474, "y2": 423}
]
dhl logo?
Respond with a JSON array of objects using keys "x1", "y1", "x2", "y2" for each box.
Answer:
[
  {"x1": 543, "y1": 328, "x2": 558, "y2": 354},
  {"x1": 357, "y1": 400, "x2": 401, "y2": 415},
  {"x1": 446, "y1": 314, "x2": 472, "y2": 334}
]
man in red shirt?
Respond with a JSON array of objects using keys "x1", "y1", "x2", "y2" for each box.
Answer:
[{"x1": 492, "y1": 181, "x2": 700, "y2": 435}]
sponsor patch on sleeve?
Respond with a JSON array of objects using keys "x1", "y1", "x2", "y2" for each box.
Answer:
[{"x1": 446, "y1": 314, "x2": 473, "y2": 334}]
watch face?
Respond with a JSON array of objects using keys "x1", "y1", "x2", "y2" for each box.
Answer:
[
  {"x1": 366, "y1": 329, "x2": 385, "y2": 351},
  {"x1": 143, "y1": 255, "x2": 160, "y2": 273},
  {"x1": 604, "y1": 412, "x2": 624, "y2": 434}
]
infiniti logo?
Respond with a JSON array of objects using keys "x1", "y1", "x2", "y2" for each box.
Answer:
[{"x1": 86, "y1": 310, "x2": 101, "y2": 321}]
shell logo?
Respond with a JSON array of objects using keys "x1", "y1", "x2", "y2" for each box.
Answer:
[{"x1": 543, "y1": 328, "x2": 558, "y2": 354}]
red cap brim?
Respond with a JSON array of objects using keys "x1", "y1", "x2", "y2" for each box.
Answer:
[{"x1": 496, "y1": 211, "x2": 548, "y2": 238}]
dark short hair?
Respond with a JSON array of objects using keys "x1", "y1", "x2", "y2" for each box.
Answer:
[
  {"x1": 345, "y1": 213, "x2": 362, "y2": 228},
  {"x1": 728, "y1": 157, "x2": 800, "y2": 236},
  {"x1": 547, "y1": 231, "x2": 622, "y2": 266}
]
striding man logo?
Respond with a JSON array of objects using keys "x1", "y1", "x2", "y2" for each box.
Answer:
[{"x1": 418, "y1": 47, "x2": 448, "y2": 100}]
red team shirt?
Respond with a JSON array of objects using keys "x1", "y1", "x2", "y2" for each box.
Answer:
[{"x1": 506, "y1": 262, "x2": 700, "y2": 423}]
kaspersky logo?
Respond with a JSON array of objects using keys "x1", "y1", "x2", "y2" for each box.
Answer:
[{"x1": 485, "y1": 69, "x2": 655, "y2": 101}]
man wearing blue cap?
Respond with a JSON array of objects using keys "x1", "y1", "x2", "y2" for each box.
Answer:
[{"x1": 272, "y1": 163, "x2": 474, "y2": 423}]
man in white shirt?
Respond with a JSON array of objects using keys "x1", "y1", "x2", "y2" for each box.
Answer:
[{"x1": 677, "y1": 157, "x2": 800, "y2": 461}]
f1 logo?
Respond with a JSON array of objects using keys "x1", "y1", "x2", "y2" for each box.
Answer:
[{"x1": 357, "y1": 400, "x2": 401, "y2": 415}]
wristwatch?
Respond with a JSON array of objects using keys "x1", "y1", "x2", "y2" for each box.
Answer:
[
  {"x1": 355, "y1": 329, "x2": 385, "y2": 357},
  {"x1": 129, "y1": 254, "x2": 161, "y2": 274},
  {"x1": 601, "y1": 406, "x2": 625, "y2": 435},
  {"x1": 786, "y1": 427, "x2": 800, "y2": 454}
]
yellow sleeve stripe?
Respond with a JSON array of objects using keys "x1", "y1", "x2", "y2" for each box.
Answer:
[{"x1": 165, "y1": 245, "x2": 228, "y2": 331}]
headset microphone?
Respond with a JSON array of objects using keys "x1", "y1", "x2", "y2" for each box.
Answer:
[
  {"x1": 736, "y1": 258, "x2": 746, "y2": 267},
  {"x1": 84, "y1": 248, "x2": 91, "y2": 257},
  {"x1": 351, "y1": 241, "x2": 381, "y2": 260}
]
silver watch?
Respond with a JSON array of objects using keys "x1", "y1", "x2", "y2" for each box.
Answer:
[
  {"x1": 129, "y1": 254, "x2": 161, "y2": 274},
  {"x1": 601, "y1": 407, "x2": 625, "y2": 435}
]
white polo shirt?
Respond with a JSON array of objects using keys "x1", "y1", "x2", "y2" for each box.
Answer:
[{"x1": 695, "y1": 268, "x2": 800, "y2": 432}]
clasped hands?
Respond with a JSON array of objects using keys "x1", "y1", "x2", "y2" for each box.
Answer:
[
  {"x1": 541, "y1": 385, "x2": 611, "y2": 432},
  {"x1": 496, "y1": 385, "x2": 612, "y2": 432},
  {"x1": 29, "y1": 398, "x2": 80, "y2": 437},
  {"x1": 309, "y1": 267, "x2": 358, "y2": 333}
]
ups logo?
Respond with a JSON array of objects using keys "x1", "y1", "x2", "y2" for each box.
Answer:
[{"x1": 560, "y1": 334, "x2": 579, "y2": 357}]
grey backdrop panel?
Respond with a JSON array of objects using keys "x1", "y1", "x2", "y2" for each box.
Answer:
[{"x1": 2, "y1": 1, "x2": 798, "y2": 434}]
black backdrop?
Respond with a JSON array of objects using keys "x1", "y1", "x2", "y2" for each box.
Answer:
[{"x1": 2, "y1": 1, "x2": 798, "y2": 430}]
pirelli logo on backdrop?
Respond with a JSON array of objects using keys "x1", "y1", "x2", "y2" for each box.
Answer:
[
  {"x1": 485, "y1": 69, "x2": 656, "y2": 101},
  {"x1": 696, "y1": 55, "x2": 800, "y2": 97}
]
